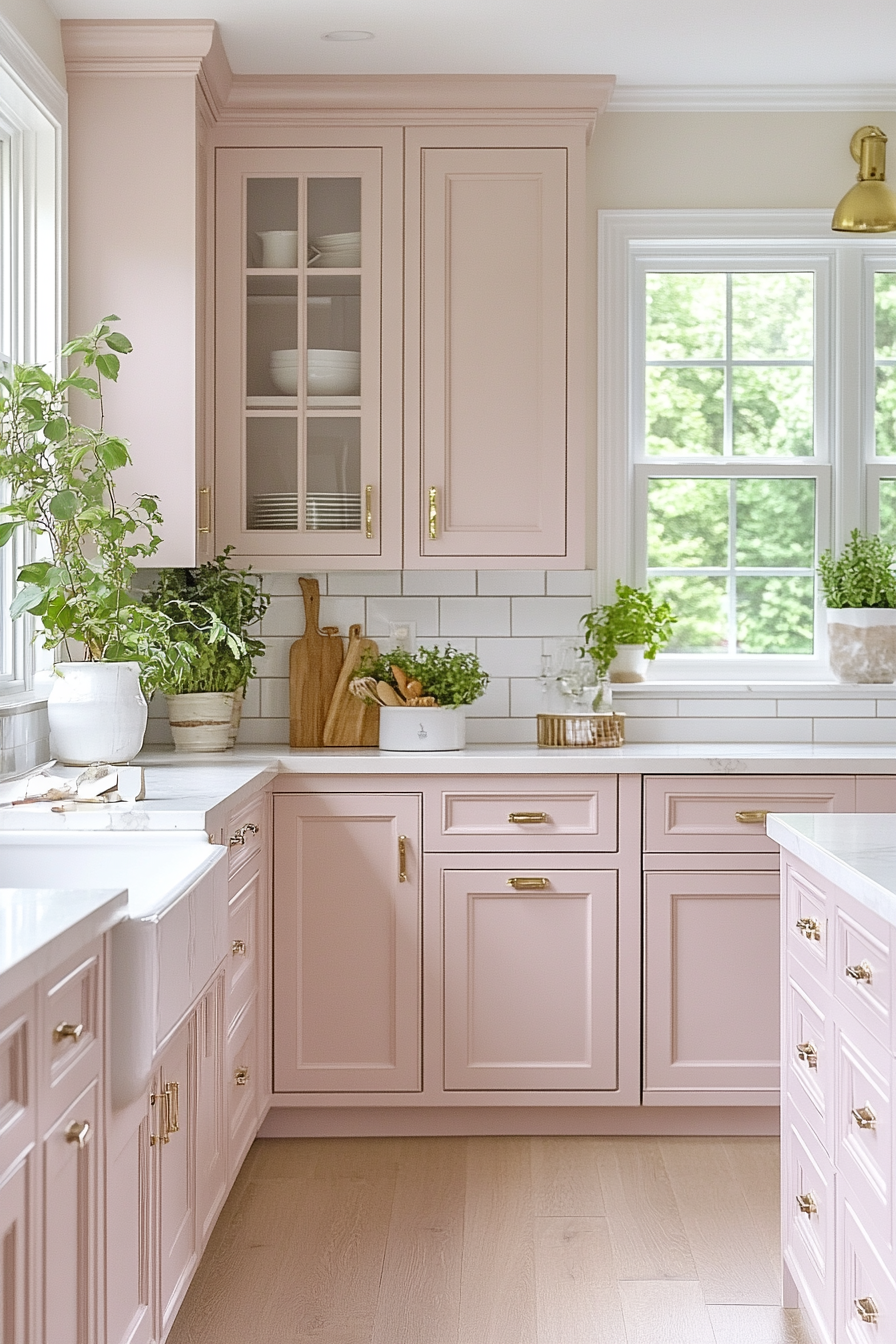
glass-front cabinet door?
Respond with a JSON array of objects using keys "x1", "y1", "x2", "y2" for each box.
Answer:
[{"x1": 215, "y1": 146, "x2": 399, "y2": 563}]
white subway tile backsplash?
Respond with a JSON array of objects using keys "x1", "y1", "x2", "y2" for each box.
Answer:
[
  {"x1": 260, "y1": 637, "x2": 291, "y2": 678},
  {"x1": 242, "y1": 678, "x2": 261, "y2": 717},
  {"x1": 319, "y1": 598, "x2": 366, "y2": 633},
  {"x1": 546, "y1": 571, "x2": 594, "y2": 597},
  {"x1": 511, "y1": 596, "x2": 590, "y2": 637},
  {"x1": 476, "y1": 570, "x2": 545, "y2": 596},
  {"x1": 677, "y1": 698, "x2": 778, "y2": 718},
  {"x1": 466, "y1": 678, "x2": 510, "y2": 718},
  {"x1": 778, "y1": 699, "x2": 875, "y2": 718},
  {"x1": 876, "y1": 701, "x2": 896, "y2": 717},
  {"x1": 418, "y1": 636, "x2": 477, "y2": 655},
  {"x1": 262, "y1": 572, "x2": 327, "y2": 597},
  {"x1": 327, "y1": 570, "x2": 401, "y2": 596},
  {"x1": 239, "y1": 718, "x2": 291, "y2": 744},
  {"x1": 440, "y1": 597, "x2": 511, "y2": 638},
  {"x1": 510, "y1": 678, "x2": 549, "y2": 718},
  {"x1": 261, "y1": 678, "x2": 290, "y2": 720},
  {"x1": 367, "y1": 597, "x2": 440, "y2": 638},
  {"x1": 611, "y1": 696, "x2": 679, "y2": 718},
  {"x1": 466, "y1": 717, "x2": 536, "y2": 744},
  {"x1": 476, "y1": 638, "x2": 544, "y2": 678},
  {"x1": 623, "y1": 716, "x2": 814, "y2": 744},
  {"x1": 402, "y1": 570, "x2": 477, "y2": 596},
  {"x1": 812, "y1": 718, "x2": 896, "y2": 744}
]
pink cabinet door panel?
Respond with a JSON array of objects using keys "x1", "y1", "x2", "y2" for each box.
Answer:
[
  {"x1": 195, "y1": 972, "x2": 227, "y2": 1250},
  {"x1": 837, "y1": 1195, "x2": 896, "y2": 1344},
  {"x1": 227, "y1": 867, "x2": 261, "y2": 1032},
  {"x1": 408, "y1": 142, "x2": 571, "y2": 561},
  {"x1": 157, "y1": 1016, "x2": 197, "y2": 1337},
  {"x1": 643, "y1": 775, "x2": 855, "y2": 853},
  {"x1": 424, "y1": 776, "x2": 618, "y2": 852},
  {"x1": 833, "y1": 895, "x2": 893, "y2": 1049},
  {"x1": 855, "y1": 776, "x2": 896, "y2": 812},
  {"x1": 0, "y1": 1154, "x2": 30, "y2": 1344},
  {"x1": 784, "y1": 859, "x2": 829, "y2": 990},
  {"x1": 785, "y1": 972, "x2": 829, "y2": 1146},
  {"x1": 442, "y1": 868, "x2": 617, "y2": 1091},
  {"x1": 105, "y1": 1095, "x2": 152, "y2": 1344},
  {"x1": 273, "y1": 793, "x2": 422, "y2": 1092},
  {"x1": 834, "y1": 1014, "x2": 893, "y2": 1252},
  {"x1": 644, "y1": 871, "x2": 780, "y2": 1102},
  {"x1": 41, "y1": 1078, "x2": 99, "y2": 1344},
  {"x1": 783, "y1": 1115, "x2": 835, "y2": 1344},
  {"x1": 227, "y1": 994, "x2": 261, "y2": 1178}
]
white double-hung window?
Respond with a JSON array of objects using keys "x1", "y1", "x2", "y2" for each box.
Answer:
[{"x1": 598, "y1": 211, "x2": 896, "y2": 680}]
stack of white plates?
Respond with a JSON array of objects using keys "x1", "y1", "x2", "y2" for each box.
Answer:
[
  {"x1": 306, "y1": 492, "x2": 362, "y2": 531},
  {"x1": 307, "y1": 348, "x2": 360, "y2": 396},
  {"x1": 309, "y1": 231, "x2": 361, "y2": 268},
  {"x1": 270, "y1": 349, "x2": 299, "y2": 396},
  {"x1": 249, "y1": 493, "x2": 298, "y2": 530}
]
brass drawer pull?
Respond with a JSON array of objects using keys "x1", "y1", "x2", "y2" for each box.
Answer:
[
  {"x1": 53, "y1": 1021, "x2": 84, "y2": 1045},
  {"x1": 796, "y1": 916, "x2": 822, "y2": 941},
  {"x1": 846, "y1": 960, "x2": 873, "y2": 984},
  {"x1": 852, "y1": 1105, "x2": 877, "y2": 1130},
  {"x1": 428, "y1": 486, "x2": 438, "y2": 540},
  {"x1": 855, "y1": 1297, "x2": 879, "y2": 1324},
  {"x1": 232, "y1": 939, "x2": 247, "y2": 957},
  {"x1": 398, "y1": 835, "x2": 408, "y2": 883},
  {"x1": 735, "y1": 810, "x2": 768, "y2": 825},
  {"x1": 796, "y1": 1192, "x2": 817, "y2": 1216},
  {"x1": 797, "y1": 1042, "x2": 818, "y2": 1069},
  {"x1": 150, "y1": 1089, "x2": 169, "y2": 1145},
  {"x1": 198, "y1": 485, "x2": 211, "y2": 535},
  {"x1": 64, "y1": 1120, "x2": 91, "y2": 1149},
  {"x1": 229, "y1": 822, "x2": 259, "y2": 848},
  {"x1": 365, "y1": 484, "x2": 373, "y2": 540},
  {"x1": 507, "y1": 876, "x2": 550, "y2": 891},
  {"x1": 165, "y1": 1080, "x2": 180, "y2": 1134},
  {"x1": 235, "y1": 1066, "x2": 250, "y2": 1087},
  {"x1": 508, "y1": 811, "x2": 548, "y2": 825}
]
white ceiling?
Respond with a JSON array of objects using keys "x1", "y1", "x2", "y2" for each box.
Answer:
[{"x1": 46, "y1": 0, "x2": 896, "y2": 87}]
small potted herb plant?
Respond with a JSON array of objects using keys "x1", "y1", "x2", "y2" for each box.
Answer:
[
  {"x1": 580, "y1": 581, "x2": 677, "y2": 683},
  {"x1": 143, "y1": 549, "x2": 270, "y2": 751},
  {"x1": 350, "y1": 644, "x2": 488, "y2": 750},
  {"x1": 818, "y1": 529, "x2": 896, "y2": 683}
]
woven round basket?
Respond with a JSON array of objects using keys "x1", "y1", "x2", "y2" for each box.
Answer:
[{"x1": 537, "y1": 712, "x2": 625, "y2": 749}]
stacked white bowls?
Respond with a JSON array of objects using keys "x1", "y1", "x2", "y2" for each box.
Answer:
[
  {"x1": 269, "y1": 348, "x2": 299, "y2": 395},
  {"x1": 306, "y1": 348, "x2": 360, "y2": 396},
  {"x1": 309, "y1": 231, "x2": 361, "y2": 267}
]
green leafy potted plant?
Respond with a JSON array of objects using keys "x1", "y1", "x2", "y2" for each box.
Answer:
[
  {"x1": 143, "y1": 549, "x2": 270, "y2": 751},
  {"x1": 580, "y1": 581, "x2": 677, "y2": 683},
  {"x1": 0, "y1": 318, "x2": 175, "y2": 763},
  {"x1": 818, "y1": 529, "x2": 896, "y2": 683},
  {"x1": 350, "y1": 644, "x2": 489, "y2": 750}
]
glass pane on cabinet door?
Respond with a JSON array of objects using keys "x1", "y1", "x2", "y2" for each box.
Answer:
[
  {"x1": 306, "y1": 418, "x2": 361, "y2": 531},
  {"x1": 307, "y1": 275, "x2": 361, "y2": 409},
  {"x1": 246, "y1": 178, "x2": 299, "y2": 269},
  {"x1": 307, "y1": 179, "x2": 361, "y2": 269},
  {"x1": 247, "y1": 275, "x2": 298, "y2": 404},
  {"x1": 246, "y1": 418, "x2": 297, "y2": 531}
]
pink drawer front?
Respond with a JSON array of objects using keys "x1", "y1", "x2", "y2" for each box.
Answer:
[
  {"x1": 835, "y1": 1014, "x2": 893, "y2": 1252},
  {"x1": 785, "y1": 972, "x2": 829, "y2": 1148},
  {"x1": 834, "y1": 893, "x2": 893, "y2": 1049},
  {"x1": 644, "y1": 775, "x2": 855, "y2": 853},
  {"x1": 838, "y1": 1196, "x2": 896, "y2": 1344},
  {"x1": 424, "y1": 776, "x2": 618, "y2": 852},
  {"x1": 784, "y1": 860, "x2": 829, "y2": 990},
  {"x1": 783, "y1": 1113, "x2": 835, "y2": 1341}
]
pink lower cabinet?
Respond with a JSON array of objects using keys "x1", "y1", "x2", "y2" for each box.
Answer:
[
  {"x1": 41, "y1": 1078, "x2": 100, "y2": 1344},
  {"x1": 643, "y1": 871, "x2": 781, "y2": 1104},
  {"x1": 442, "y1": 868, "x2": 618, "y2": 1090},
  {"x1": 273, "y1": 793, "x2": 422, "y2": 1092},
  {"x1": 156, "y1": 1015, "x2": 197, "y2": 1339}
]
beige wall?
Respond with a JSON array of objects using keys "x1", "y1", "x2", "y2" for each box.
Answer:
[{"x1": 0, "y1": 0, "x2": 65, "y2": 86}]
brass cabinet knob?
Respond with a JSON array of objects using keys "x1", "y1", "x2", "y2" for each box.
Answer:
[
  {"x1": 64, "y1": 1120, "x2": 91, "y2": 1149},
  {"x1": 852, "y1": 1105, "x2": 877, "y2": 1130},
  {"x1": 506, "y1": 876, "x2": 550, "y2": 890},
  {"x1": 797, "y1": 1042, "x2": 818, "y2": 1069},
  {"x1": 53, "y1": 1021, "x2": 84, "y2": 1045},
  {"x1": 795, "y1": 916, "x2": 822, "y2": 941},
  {"x1": 508, "y1": 811, "x2": 548, "y2": 824},
  {"x1": 735, "y1": 810, "x2": 768, "y2": 825},
  {"x1": 232, "y1": 939, "x2": 247, "y2": 956},
  {"x1": 846, "y1": 960, "x2": 873, "y2": 984},
  {"x1": 855, "y1": 1297, "x2": 879, "y2": 1324},
  {"x1": 229, "y1": 822, "x2": 259, "y2": 848},
  {"x1": 795, "y1": 1193, "x2": 817, "y2": 1216},
  {"x1": 235, "y1": 1066, "x2": 249, "y2": 1087}
]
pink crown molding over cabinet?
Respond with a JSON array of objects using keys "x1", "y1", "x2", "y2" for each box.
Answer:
[{"x1": 62, "y1": 20, "x2": 610, "y2": 570}]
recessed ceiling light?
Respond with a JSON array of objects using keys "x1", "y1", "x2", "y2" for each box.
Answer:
[{"x1": 322, "y1": 30, "x2": 375, "y2": 41}]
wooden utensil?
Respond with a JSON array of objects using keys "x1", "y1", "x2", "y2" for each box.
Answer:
[
  {"x1": 289, "y1": 577, "x2": 344, "y2": 747},
  {"x1": 377, "y1": 680, "x2": 406, "y2": 707},
  {"x1": 323, "y1": 624, "x2": 380, "y2": 747}
]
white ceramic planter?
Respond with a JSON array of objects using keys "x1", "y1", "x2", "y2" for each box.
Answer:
[
  {"x1": 228, "y1": 686, "x2": 245, "y2": 748},
  {"x1": 48, "y1": 661, "x2": 148, "y2": 765},
  {"x1": 827, "y1": 607, "x2": 896, "y2": 683},
  {"x1": 166, "y1": 692, "x2": 235, "y2": 753},
  {"x1": 378, "y1": 705, "x2": 466, "y2": 751},
  {"x1": 608, "y1": 644, "x2": 649, "y2": 683}
]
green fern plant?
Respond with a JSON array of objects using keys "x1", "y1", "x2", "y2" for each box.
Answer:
[{"x1": 818, "y1": 530, "x2": 896, "y2": 608}]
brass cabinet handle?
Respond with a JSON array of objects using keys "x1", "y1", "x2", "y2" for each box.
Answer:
[
  {"x1": 232, "y1": 939, "x2": 247, "y2": 957},
  {"x1": 235, "y1": 1066, "x2": 249, "y2": 1087},
  {"x1": 508, "y1": 811, "x2": 548, "y2": 824},
  {"x1": 852, "y1": 1105, "x2": 877, "y2": 1130},
  {"x1": 735, "y1": 810, "x2": 768, "y2": 825},
  {"x1": 65, "y1": 1120, "x2": 91, "y2": 1149},
  {"x1": 365, "y1": 484, "x2": 373, "y2": 540},
  {"x1": 796, "y1": 916, "x2": 822, "y2": 941},
  {"x1": 150, "y1": 1089, "x2": 169, "y2": 1145},
  {"x1": 428, "y1": 486, "x2": 438, "y2": 540},
  {"x1": 53, "y1": 1021, "x2": 84, "y2": 1045},
  {"x1": 795, "y1": 1192, "x2": 817, "y2": 1216},
  {"x1": 797, "y1": 1041, "x2": 818, "y2": 1069},
  {"x1": 846, "y1": 960, "x2": 873, "y2": 984},
  {"x1": 229, "y1": 822, "x2": 260, "y2": 848},
  {"x1": 398, "y1": 835, "x2": 408, "y2": 883},
  {"x1": 165, "y1": 1080, "x2": 180, "y2": 1134},
  {"x1": 855, "y1": 1297, "x2": 879, "y2": 1324},
  {"x1": 507, "y1": 876, "x2": 550, "y2": 891},
  {"x1": 198, "y1": 485, "x2": 211, "y2": 535}
]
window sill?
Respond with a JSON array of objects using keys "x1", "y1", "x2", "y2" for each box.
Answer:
[
  {"x1": 0, "y1": 691, "x2": 49, "y2": 716},
  {"x1": 612, "y1": 681, "x2": 896, "y2": 699}
]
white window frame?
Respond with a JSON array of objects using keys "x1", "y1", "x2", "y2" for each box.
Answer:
[
  {"x1": 0, "y1": 16, "x2": 65, "y2": 698},
  {"x1": 598, "y1": 209, "x2": 896, "y2": 682}
]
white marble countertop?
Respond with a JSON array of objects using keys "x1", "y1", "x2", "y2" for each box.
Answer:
[
  {"x1": 0, "y1": 886, "x2": 127, "y2": 1012},
  {"x1": 767, "y1": 813, "x2": 896, "y2": 927}
]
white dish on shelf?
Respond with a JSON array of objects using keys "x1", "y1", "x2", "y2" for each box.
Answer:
[
  {"x1": 256, "y1": 230, "x2": 298, "y2": 268},
  {"x1": 269, "y1": 348, "x2": 361, "y2": 397}
]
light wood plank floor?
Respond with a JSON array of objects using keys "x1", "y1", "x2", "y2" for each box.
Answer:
[{"x1": 168, "y1": 1135, "x2": 813, "y2": 1344}]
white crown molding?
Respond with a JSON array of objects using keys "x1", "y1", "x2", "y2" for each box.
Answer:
[
  {"x1": 608, "y1": 83, "x2": 896, "y2": 112},
  {"x1": 0, "y1": 13, "x2": 65, "y2": 125}
]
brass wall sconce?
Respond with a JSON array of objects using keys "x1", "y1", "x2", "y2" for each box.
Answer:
[{"x1": 832, "y1": 126, "x2": 896, "y2": 233}]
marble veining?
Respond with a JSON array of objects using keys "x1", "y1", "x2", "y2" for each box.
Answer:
[{"x1": 767, "y1": 813, "x2": 896, "y2": 927}]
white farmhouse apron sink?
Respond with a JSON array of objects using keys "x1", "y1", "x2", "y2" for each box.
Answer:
[{"x1": 0, "y1": 833, "x2": 227, "y2": 1105}]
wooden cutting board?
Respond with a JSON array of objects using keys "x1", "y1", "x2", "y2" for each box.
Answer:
[
  {"x1": 289, "y1": 577, "x2": 344, "y2": 748},
  {"x1": 323, "y1": 624, "x2": 380, "y2": 747}
]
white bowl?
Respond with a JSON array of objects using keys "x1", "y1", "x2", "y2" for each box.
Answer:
[
  {"x1": 307, "y1": 348, "x2": 360, "y2": 366},
  {"x1": 312, "y1": 231, "x2": 361, "y2": 247},
  {"x1": 270, "y1": 362, "x2": 298, "y2": 395},
  {"x1": 307, "y1": 364, "x2": 360, "y2": 396},
  {"x1": 256, "y1": 230, "x2": 298, "y2": 268}
]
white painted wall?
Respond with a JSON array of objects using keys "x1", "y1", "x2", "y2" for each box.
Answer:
[{"x1": 0, "y1": 0, "x2": 64, "y2": 85}]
